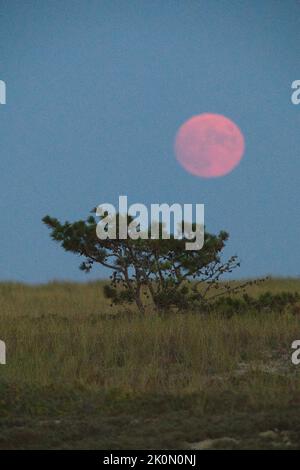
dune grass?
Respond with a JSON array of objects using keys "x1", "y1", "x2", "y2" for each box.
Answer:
[{"x1": 0, "y1": 278, "x2": 300, "y2": 449}]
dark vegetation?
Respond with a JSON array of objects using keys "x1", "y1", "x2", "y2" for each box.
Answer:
[
  {"x1": 43, "y1": 212, "x2": 299, "y2": 316},
  {"x1": 43, "y1": 212, "x2": 251, "y2": 313}
]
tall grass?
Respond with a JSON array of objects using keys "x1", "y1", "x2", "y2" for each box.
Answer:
[{"x1": 1, "y1": 279, "x2": 300, "y2": 400}]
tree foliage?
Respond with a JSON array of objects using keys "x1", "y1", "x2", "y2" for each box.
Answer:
[{"x1": 43, "y1": 211, "x2": 244, "y2": 314}]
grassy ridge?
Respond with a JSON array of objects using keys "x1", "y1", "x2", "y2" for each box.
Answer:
[{"x1": 0, "y1": 278, "x2": 300, "y2": 449}]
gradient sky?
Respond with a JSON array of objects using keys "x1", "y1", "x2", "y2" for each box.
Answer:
[{"x1": 0, "y1": 0, "x2": 300, "y2": 282}]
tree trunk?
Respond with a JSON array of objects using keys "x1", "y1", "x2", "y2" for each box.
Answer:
[{"x1": 135, "y1": 285, "x2": 145, "y2": 315}]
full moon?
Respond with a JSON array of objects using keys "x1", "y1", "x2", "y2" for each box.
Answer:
[{"x1": 174, "y1": 113, "x2": 245, "y2": 178}]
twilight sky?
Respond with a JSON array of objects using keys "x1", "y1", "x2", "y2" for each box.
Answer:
[{"x1": 0, "y1": 0, "x2": 300, "y2": 282}]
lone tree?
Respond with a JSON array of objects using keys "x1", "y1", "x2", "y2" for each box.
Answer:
[{"x1": 43, "y1": 211, "x2": 243, "y2": 314}]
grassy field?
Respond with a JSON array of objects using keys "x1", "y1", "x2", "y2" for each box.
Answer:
[{"x1": 0, "y1": 278, "x2": 300, "y2": 449}]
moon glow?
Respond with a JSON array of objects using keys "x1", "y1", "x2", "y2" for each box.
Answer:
[{"x1": 174, "y1": 113, "x2": 245, "y2": 178}]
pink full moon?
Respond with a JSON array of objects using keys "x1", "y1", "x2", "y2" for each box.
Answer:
[{"x1": 174, "y1": 113, "x2": 245, "y2": 178}]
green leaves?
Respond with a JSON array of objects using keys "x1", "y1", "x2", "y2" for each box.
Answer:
[{"x1": 43, "y1": 213, "x2": 240, "y2": 314}]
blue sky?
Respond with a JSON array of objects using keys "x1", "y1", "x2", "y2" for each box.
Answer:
[{"x1": 0, "y1": 0, "x2": 300, "y2": 282}]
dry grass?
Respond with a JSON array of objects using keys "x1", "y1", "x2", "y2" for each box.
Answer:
[
  {"x1": 1, "y1": 278, "x2": 300, "y2": 448},
  {"x1": 1, "y1": 278, "x2": 300, "y2": 393}
]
